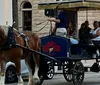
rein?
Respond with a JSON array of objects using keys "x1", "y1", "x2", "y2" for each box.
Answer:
[
  {"x1": 33, "y1": 20, "x2": 49, "y2": 32},
  {"x1": 35, "y1": 20, "x2": 47, "y2": 25},
  {"x1": 19, "y1": 20, "x2": 49, "y2": 33}
]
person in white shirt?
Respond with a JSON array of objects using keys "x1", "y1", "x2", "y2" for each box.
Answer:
[
  {"x1": 90, "y1": 21, "x2": 100, "y2": 57},
  {"x1": 90, "y1": 21, "x2": 100, "y2": 43}
]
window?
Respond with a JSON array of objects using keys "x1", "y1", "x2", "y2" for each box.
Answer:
[
  {"x1": 21, "y1": 2, "x2": 32, "y2": 31},
  {"x1": 23, "y1": 2, "x2": 32, "y2": 8}
]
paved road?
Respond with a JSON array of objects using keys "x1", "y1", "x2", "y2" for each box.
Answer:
[{"x1": 5, "y1": 72, "x2": 100, "y2": 85}]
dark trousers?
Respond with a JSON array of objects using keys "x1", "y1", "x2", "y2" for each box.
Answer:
[
  {"x1": 92, "y1": 41, "x2": 100, "y2": 46},
  {"x1": 92, "y1": 41, "x2": 100, "y2": 54}
]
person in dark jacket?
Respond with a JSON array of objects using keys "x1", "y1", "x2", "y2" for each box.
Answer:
[
  {"x1": 79, "y1": 21, "x2": 92, "y2": 44},
  {"x1": 79, "y1": 21, "x2": 94, "y2": 56}
]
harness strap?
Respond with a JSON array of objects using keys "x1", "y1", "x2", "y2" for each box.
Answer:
[
  {"x1": 0, "y1": 27, "x2": 16, "y2": 50},
  {"x1": 19, "y1": 33, "x2": 30, "y2": 48}
]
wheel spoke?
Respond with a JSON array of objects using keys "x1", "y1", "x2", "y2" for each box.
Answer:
[
  {"x1": 63, "y1": 61, "x2": 73, "y2": 82},
  {"x1": 72, "y1": 61, "x2": 84, "y2": 85}
]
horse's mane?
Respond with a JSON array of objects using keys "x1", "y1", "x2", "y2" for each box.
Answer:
[{"x1": 0, "y1": 25, "x2": 9, "y2": 36}]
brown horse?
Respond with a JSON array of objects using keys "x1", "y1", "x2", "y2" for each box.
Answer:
[{"x1": 0, "y1": 25, "x2": 41, "y2": 85}]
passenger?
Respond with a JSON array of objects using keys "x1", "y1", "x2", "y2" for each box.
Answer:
[
  {"x1": 90, "y1": 21, "x2": 100, "y2": 57},
  {"x1": 48, "y1": 8, "x2": 67, "y2": 37},
  {"x1": 68, "y1": 21, "x2": 78, "y2": 44},
  {"x1": 79, "y1": 21, "x2": 92, "y2": 44},
  {"x1": 68, "y1": 21, "x2": 76, "y2": 37},
  {"x1": 79, "y1": 22, "x2": 94, "y2": 56},
  {"x1": 84, "y1": 21, "x2": 92, "y2": 30},
  {"x1": 90, "y1": 21, "x2": 100, "y2": 45}
]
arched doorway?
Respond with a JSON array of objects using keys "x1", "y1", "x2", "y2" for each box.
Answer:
[{"x1": 22, "y1": 2, "x2": 32, "y2": 31}]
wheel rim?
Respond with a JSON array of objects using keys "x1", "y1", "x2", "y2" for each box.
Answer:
[
  {"x1": 6, "y1": 67, "x2": 17, "y2": 82},
  {"x1": 63, "y1": 62, "x2": 73, "y2": 82},
  {"x1": 47, "y1": 65, "x2": 54, "y2": 79},
  {"x1": 72, "y1": 61, "x2": 84, "y2": 85},
  {"x1": 47, "y1": 64, "x2": 54, "y2": 79}
]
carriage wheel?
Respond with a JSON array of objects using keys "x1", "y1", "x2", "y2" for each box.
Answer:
[
  {"x1": 72, "y1": 61, "x2": 84, "y2": 85},
  {"x1": 63, "y1": 61, "x2": 73, "y2": 82}
]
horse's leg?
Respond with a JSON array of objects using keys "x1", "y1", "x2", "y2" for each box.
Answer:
[
  {"x1": 15, "y1": 59, "x2": 23, "y2": 85},
  {"x1": 32, "y1": 38, "x2": 41, "y2": 84},
  {"x1": 25, "y1": 54, "x2": 34, "y2": 85},
  {"x1": 33, "y1": 53, "x2": 40, "y2": 83},
  {"x1": 0, "y1": 61, "x2": 6, "y2": 85}
]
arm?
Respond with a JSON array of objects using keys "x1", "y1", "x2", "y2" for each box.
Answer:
[
  {"x1": 92, "y1": 29, "x2": 100, "y2": 38},
  {"x1": 52, "y1": 25, "x2": 56, "y2": 34},
  {"x1": 48, "y1": 18, "x2": 60, "y2": 35},
  {"x1": 48, "y1": 18, "x2": 60, "y2": 23},
  {"x1": 71, "y1": 29, "x2": 76, "y2": 36}
]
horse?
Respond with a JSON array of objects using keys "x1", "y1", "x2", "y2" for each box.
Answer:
[{"x1": 0, "y1": 25, "x2": 41, "y2": 85}]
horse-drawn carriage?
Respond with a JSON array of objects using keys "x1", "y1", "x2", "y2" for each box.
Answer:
[
  {"x1": 38, "y1": 0, "x2": 100, "y2": 85},
  {"x1": 1, "y1": 0, "x2": 100, "y2": 85}
]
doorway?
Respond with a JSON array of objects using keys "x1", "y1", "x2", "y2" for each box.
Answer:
[{"x1": 66, "y1": 10, "x2": 77, "y2": 29}]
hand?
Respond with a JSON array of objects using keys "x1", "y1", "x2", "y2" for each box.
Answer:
[
  {"x1": 69, "y1": 36, "x2": 72, "y2": 38},
  {"x1": 48, "y1": 18, "x2": 55, "y2": 22}
]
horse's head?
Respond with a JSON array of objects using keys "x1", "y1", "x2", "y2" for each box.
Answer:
[{"x1": 0, "y1": 26, "x2": 7, "y2": 46}]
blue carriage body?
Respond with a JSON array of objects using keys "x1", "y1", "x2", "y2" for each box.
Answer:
[
  {"x1": 41, "y1": 35, "x2": 70, "y2": 60},
  {"x1": 41, "y1": 35, "x2": 96, "y2": 61}
]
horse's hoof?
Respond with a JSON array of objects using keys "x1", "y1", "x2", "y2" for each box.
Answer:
[
  {"x1": 33, "y1": 78, "x2": 40, "y2": 85},
  {"x1": 28, "y1": 81, "x2": 33, "y2": 85},
  {"x1": 27, "y1": 83, "x2": 32, "y2": 85},
  {"x1": 17, "y1": 82, "x2": 24, "y2": 85},
  {"x1": 0, "y1": 83, "x2": 5, "y2": 85},
  {"x1": 0, "y1": 76, "x2": 5, "y2": 85},
  {"x1": 35, "y1": 81, "x2": 41, "y2": 85}
]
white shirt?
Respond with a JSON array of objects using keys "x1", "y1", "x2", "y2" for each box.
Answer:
[{"x1": 90, "y1": 27, "x2": 100, "y2": 41}]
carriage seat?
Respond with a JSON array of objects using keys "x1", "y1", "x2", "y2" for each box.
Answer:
[
  {"x1": 71, "y1": 44, "x2": 94, "y2": 55},
  {"x1": 71, "y1": 43, "x2": 100, "y2": 57}
]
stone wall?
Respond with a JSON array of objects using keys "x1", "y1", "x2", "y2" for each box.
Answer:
[
  {"x1": 18, "y1": 0, "x2": 54, "y2": 36},
  {"x1": 32, "y1": 0, "x2": 55, "y2": 35},
  {"x1": 78, "y1": 9, "x2": 100, "y2": 30}
]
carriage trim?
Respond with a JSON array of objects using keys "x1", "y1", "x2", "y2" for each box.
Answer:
[{"x1": 38, "y1": 1, "x2": 100, "y2": 10}]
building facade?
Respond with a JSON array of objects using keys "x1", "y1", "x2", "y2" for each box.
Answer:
[
  {"x1": 16, "y1": 0, "x2": 54, "y2": 36},
  {"x1": 14, "y1": 0, "x2": 100, "y2": 37},
  {"x1": 0, "y1": 0, "x2": 12, "y2": 25}
]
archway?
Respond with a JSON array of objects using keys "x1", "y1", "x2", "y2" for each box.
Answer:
[{"x1": 22, "y1": 2, "x2": 32, "y2": 31}]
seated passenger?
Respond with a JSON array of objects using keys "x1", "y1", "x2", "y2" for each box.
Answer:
[
  {"x1": 68, "y1": 21, "x2": 78, "y2": 44},
  {"x1": 90, "y1": 21, "x2": 100, "y2": 45},
  {"x1": 78, "y1": 21, "x2": 94, "y2": 56},
  {"x1": 79, "y1": 21, "x2": 92, "y2": 44},
  {"x1": 90, "y1": 21, "x2": 100, "y2": 56}
]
